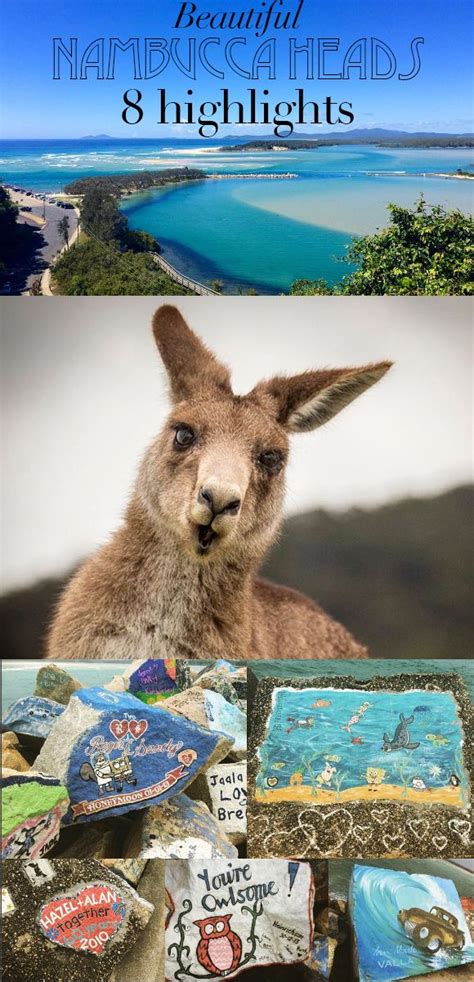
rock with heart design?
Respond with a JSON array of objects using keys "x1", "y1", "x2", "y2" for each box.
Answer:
[
  {"x1": 165, "y1": 687, "x2": 246, "y2": 760},
  {"x1": 2, "y1": 695, "x2": 65, "y2": 739},
  {"x1": 1, "y1": 771, "x2": 69, "y2": 859},
  {"x1": 2, "y1": 858, "x2": 154, "y2": 982},
  {"x1": 123, "y1": 792, "x2": 238, "y2": 859},
  {"x1": 33, "y1": 687, "x2": 234, "y2": 824}
]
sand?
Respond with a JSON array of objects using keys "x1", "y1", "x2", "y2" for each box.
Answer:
[{"x1": 255, "y1": 783, "x2": 464, "y2": 808}]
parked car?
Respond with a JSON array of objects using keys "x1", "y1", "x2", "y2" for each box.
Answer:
[{"x1": 398, "y1": 905, "x2": 465, "y2": 953}]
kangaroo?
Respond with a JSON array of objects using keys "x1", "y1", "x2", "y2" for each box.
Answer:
[
  {"x1": 382, "y1": 713, "x2": 420, "y2": 752},
  {"x1": 47, "y1": 305, "x2": 391, "y2": 662}
]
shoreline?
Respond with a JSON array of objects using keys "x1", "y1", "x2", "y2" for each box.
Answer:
[{"x1": 255, "y1": 782, "x2": 465, "y2": 808}]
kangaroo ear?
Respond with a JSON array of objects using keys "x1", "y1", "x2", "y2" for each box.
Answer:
[
  {"x1": 252, "y1": 362, "x2": 392, "y2": 432},
  {"x1": 152, "y1": 305, "x2": 231, "y2": 402}
]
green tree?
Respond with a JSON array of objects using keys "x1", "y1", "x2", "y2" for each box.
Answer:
[
  {"x1": 80, "y1": 187, "x2": 128, "y2": 245},
  {"x1": 57, "y1": 215, "x2": 70, "y2": 250},
  {"x1": 290, "y1": 198, "x2": 474, "y2": 296},
  {"x1": 52, "y1": 239, "x2": 192, "y2": 296}
]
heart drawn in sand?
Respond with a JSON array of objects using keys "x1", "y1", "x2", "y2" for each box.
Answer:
[
  {"x1": 128, "y1": 719, "x2": 148, "y2": 740},
  {"x1": 37, "y1": 882, "x2": 127, "y2": 956}
]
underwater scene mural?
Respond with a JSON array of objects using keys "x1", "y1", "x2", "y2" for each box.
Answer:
[
  {"x1": 350, "y1": 864, "x2": 474, "y2": 982},
  {"x1": 256, "y1": 687, "x2": 469, "y2": 808}
]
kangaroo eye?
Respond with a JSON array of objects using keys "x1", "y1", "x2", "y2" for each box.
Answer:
[
  {"x1": 174, "y1": 425, "x2": 195, "y2": 449},
  {"x1": 259, "y1": 449, "x2": 283, "y2": 473}
]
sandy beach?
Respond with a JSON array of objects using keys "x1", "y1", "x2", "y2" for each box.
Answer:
[{"x1": 255, "y1": 783, "x2": 465, "y2": 808}]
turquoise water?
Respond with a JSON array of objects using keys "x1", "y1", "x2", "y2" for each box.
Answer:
[
  {"x1": 352, "y1": 866, "x2": 474, "y2": 982},
  {"x1": 1, "y1": 661, "x2": 130, "y2": 714},
  {"x1": 1, "y1": 138, "x2": 472, "y2": 292},
  {"x1": 257, "y1": 686, "x2": 468, "y2": 798}
]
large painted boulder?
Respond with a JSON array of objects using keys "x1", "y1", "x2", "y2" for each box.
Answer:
[
  {"x1": 124, "y1": 793, "x2": 237, "y2": 860},
  {"x1": 166, "y1": 859, "x2": 314, "y2": 981},
  {"x1": 166, "y1": 688, "x2": 246, "y2": 760},
  {"x1": 34, "y1": 664, "x2": 82, "y2": 705},
  {"x1": 34, "y1": 688, "x2": 233, "y2": 824},
  {"x1": 2, "y1": 696, "x2": 64, "y2": 739},
  {"x1": 1, "y1": 771, "x2": 69, "y2": 859},
  {"x1": 127, "y1": 659, "x2": 178, "y2": 704},
  {"x1": 2, "y1": 858, "x2": 154, "y2": 982}
]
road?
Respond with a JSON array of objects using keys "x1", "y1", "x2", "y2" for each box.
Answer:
[{"x1": 4, "y1": 189, "x2": 79, "y2": 294}]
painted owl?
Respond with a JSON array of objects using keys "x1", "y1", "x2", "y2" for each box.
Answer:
[{"x1": 194, "y1": 915, "x2": 242, "y2": 976}]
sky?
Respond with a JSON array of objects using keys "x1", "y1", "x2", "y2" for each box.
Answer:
[
  {"x1": 1, "y1": 295, "x2": 472, "y2": 591},
  {"x1": 0, "y1": 0, "x2": 472, "y2": 138}
]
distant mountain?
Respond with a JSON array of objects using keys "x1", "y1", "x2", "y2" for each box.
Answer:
[
  {"x1": 1, "y1": 486, "x2": 472, "y2": 661},
  {"x1": 79, "y1": 134, "x2": 114, "y2": 140}
]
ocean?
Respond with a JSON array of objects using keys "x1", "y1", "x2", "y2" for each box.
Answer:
[
  {"x1": 1, "y1": 138, "x2": 472, "y2": 292},
  {"x1": 1, "y1": 660, "x2": 130, "y2": 714}
]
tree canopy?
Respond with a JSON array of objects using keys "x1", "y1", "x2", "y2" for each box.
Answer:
[{"x1": 290, "y1": 198, "x2": 474, "y2": 296}]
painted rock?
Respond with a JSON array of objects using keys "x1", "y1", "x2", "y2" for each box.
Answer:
[
  {"x1": 165, "y1": 859, "x2": 314, "y2": 981},
  {"x1": 100, "y1": 859, "x2": 147, "y2": 886},
  {"x1": 166, "y1": 688, "x2": 246, "y2": 760},
  {"x1": 34, "y1": 664, "x2": 82, "y2": 706},
  {"x1": 1, "y1": 772, "x2": 69, "y2": 859},
  {"x1": 2, "y1": 696, "x2": 65, "y2": 739},
  {"x1": 34, "y1": 688, "x2": 233, "y2": 824},
  {"x1": 204, "y1": 762, "x2": 247, "y2": 844},
  {"x1": 350, "y1": 864, "x2": 474, "y2": 982},
  {"x1": 128, "y1": 659, "x2": 178, "y2": 704},
  {"x1": 124, "y1": 793, "x2": 237, "y2": 860},
  {"x1": 195, "y1": 661, "x2": 247, "y2": 704},
  {"x1": 2, "y1": 858, "x2": 154, "y2": 982}
]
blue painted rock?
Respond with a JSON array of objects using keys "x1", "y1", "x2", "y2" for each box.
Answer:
[
  {"x1": 127, "y1": 659, "x2": 178, "y2": 704},
  {"x1": 2, "y1": 696, "x2": 64, "y2": 739},
  {"x1": 166, "y1": 687, "x2": 246, "y2": 759},
  {"x1": 34, "y1": 688, "x2": 233, "y2": 824},
  {"x1": 1, "y1": 771, "x2": 69, "y2": 859},
  {"x1": 2, "y1": 859, "x2": 154, "y2": 982},
  {"x1": 124, "y1": 793, "x2": 238, "y2": 859}
]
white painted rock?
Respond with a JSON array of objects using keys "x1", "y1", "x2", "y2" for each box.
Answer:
[
  {"x1": 166, "y1": 859, "x2": 314, "y2": 980},
  {"x1": 205, "y1": 762, "x2": 247, "y2": 843}
]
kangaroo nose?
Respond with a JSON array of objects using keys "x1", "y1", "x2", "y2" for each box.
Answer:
[{"x1": 198, "y1": 487, "x2": 241, "y2": 516}]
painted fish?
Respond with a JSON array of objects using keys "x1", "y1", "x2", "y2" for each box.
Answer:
[
  {"x1": 414, "y1": 706, "x2": 429, "y2": 713},
  {"x1": 271, "y1": 762, "x2": 286, "y2": 770},
  {"x1": 311, "y1": 699, "x2": 332, "y2": 708},
  {"x1": 351, "y1": 736, "x2": 363, "y2": 745},
  {"x1": 426, "y1": 733, "x2": 449, "y2": 746},
  {"x1": 325, "y1": 754, "x2": 341, "y2": 763}
]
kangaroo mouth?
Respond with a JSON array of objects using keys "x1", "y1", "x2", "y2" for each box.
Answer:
[{"x1": 197, "y1": 523, "x2": 218, "y2": 554}]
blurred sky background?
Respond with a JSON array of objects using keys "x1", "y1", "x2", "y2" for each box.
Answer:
[{"x1": 1, "y1": 296, "x2": 472, "y2": 593}]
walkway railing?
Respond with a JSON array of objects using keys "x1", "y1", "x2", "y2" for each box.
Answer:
[{"x1": 152, "y1": 253, "x2": 219, "y2": 296}]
